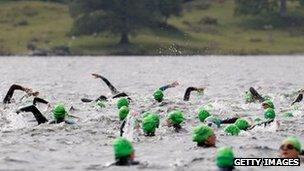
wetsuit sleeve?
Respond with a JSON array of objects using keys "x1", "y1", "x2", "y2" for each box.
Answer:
[
  {"x1": 112, "y1": 92, "x2": 130, "y2": 100},
  {"x1": 81, "y1": 98, "x2": 94, "y2": 103},
  {"x1": 95, "y1": 95, "x2": 108, "y2": 101},
  {"x1": 159, "y1": 85, "x2": 171, "y2": 91},
  {"x1": 221, "y1": 117, "x2": 239, "y2": 124},
  {"x1": 33, "y1": 97, "x2": 49, "y2": 105},
  {"x1": 183, "y1": 87, "x2": 197, "y2": 101},
  {"x1": 291, "y1": 94, "x2": 303, "y2": 106},
  {"x1": 120, "y1": 120, "x2": 126, "y2": 137},
  {"x1": 98, "y1": 76, "x2": 120, "y2": 95},
  {"x1": 17, "y1": 105, "x2": 48, "y2": 125},
  {"x1": 3, "y1": 84, "x2": 26, "y2": 104},
  {"x1": 247, "y1": 119, "x2": 274, "y2": 130},
  {"x1": 249, "y1": 87, "x2": 264, "y2": 102}
]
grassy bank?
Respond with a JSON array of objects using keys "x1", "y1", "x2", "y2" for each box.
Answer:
[{"x1": 0, "y1": 0, "x2": 304, "y2": 55}]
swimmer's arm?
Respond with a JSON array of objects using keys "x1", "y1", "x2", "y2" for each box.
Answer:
[
  {"x1": 221, "y1": 117, "x2": 239, "y2": 124},
  {"x1": 33, "y1": 97, "x2": 49, "y2": 106},
  {"x1": 183, "y1": 87, "x2": 205, "y2": 101},
  {"x1": 159, "y1": 81, "x2": 179, "y2": 91},
  {"x1": 247, "y1": 119, "x2": 274, "y2": 130},
  {"x1": 291, "y1": 94, "x2": 303, "y2": 106},
  {"x1": 92, "y1": 74, "x2": 120, "y2": 95},
  {"x1": 249, "y1": 87, "x2": 264, "y2": 102},
  {"x1": 3, "y1": 84, "x2": 27, "y2": 103},
  {"x1": 16, "y1": 105, "x2": 48, "y2": 125},
  {"x1": 112, "y1": 92, "x2": 129, "y2": 99},
  {"x1": 120, "y1": 120, "x2": 126, "y2": 136}
]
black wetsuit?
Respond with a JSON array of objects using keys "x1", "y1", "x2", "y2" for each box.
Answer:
[
  {"x1": 16, "y1": 105, "x2": 48, "y2": 125},
  {"x1": 247, "y1": 119, "x2": 274, "y2": 130},
  {"x1": 81, "y1": 76, "x2": 129, "y2": 102},
  {"x1": 17, "y1": 101, "x2": 74, "y2": 125},
  {"x1": 291, "y1": 94, "x2": 303, "y2": 106},
  {"x1": 183, "y1": 87, "x2": 204, "y2": 101},
  {"x1": 3, "y1": 84, "x2": 27, "y2": 104},
  {"x1": 114, "y1": 157, "x2": 140, "y2": 166},
  {"x1": 249, "y1": 87, "x2": 264, "y2": 102},
  {"x1": 218, "y1": 166, "x2": 235, "y2": 171}
]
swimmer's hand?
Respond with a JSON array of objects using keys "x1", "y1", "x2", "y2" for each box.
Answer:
[
  {"x1": 92, "y1": 73, "x2": 102, "y2": 79},
  {"x1": 170, "y1": 81, "x2": 179, "y2": 87},
  {"x1": 196, "y1": 87, "x2": 205, "y2": 94}
]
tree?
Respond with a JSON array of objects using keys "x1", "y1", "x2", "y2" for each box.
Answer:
[
  {"x1": 157, "y1": 0, "x2": 182, "y2": 23},
  {"x1": 235, "y1": 0, "x2": 300, "y2": 17},
  {"x1": 69, "y1": 0, "x2": 182, "y2": 45}
]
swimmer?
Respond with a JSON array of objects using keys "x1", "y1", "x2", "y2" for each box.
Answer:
[
  {"x1": 112, "y1": 138, "x2": 139, "y2": 166},
  {"x1": 16, "y1": 104, "x2": 75, "y2": 125},
  {"x1": 192, "y1": 124, "x2": 216, "y2": 147},
  {"x1": 153, "y1": 81, "x2": 179, "y2": 102},
  {"x1": 3, "y1": 84, "x2": 39, "y2": 104},
  {"x1": 81, "y1": 74, "x2": 130, "y2": 103}
]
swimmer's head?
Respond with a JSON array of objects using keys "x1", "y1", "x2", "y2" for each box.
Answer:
[
  {"x1": 53, "y1": 104, "x2": 67, "y2": 121},
  {"x1": 204, "y1": 115, "x2": 221, "y2": 128},
  {"x1": 264, "y1": 108, "x2": 275, "y2": 120},
  {"x1": 224, "y1": 124, "x2": 240, "y2": 136},
  {"x1": 234, "y1": 118, "x2": 249, "y2": 130},
  {"x1": 280, "y1": 136, "x2": 301, "y2": 158},
  {"x1": 192, "y1": 124, "x2": 216, "y2": 147},
  {"x1": 119, "y1": 106, "x2": 130, "y2": 121},
  {"x1": 198, "y1": 107, "x2": 210, "y2": 122},
  {"x1": 113, "y1": 138, "x2": 135, "y2": 160},
  {"x1": 142, "y1": 114, "x2": 157, "y2": 135},
  {"x1": 153, "y1": 89, "x2": 164, "y2": 102},
  {"x1": 216, "y1": 146, "x2": 234, "y2": 168},
  {"x1": 117, "y1": 97, "x2": 129, "y2": 109},
  {"x1": 167, "y1": 110, "x2": 184, "y2": 126}
]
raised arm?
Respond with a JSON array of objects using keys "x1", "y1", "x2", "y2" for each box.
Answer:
[
  {"x1": 3, "y1": 84, "x2": 28, "y2": 104},
  {"x1": 291, "y1": 94, "x2": 303, "y2": 106},
  {"x1": 159, "y1": 81, "x2": 179, "y2": 91},
  {"x1": 92, "y1": 74, "x2": 120, "y2": 95},
  {"x1": 249, "y1": 87, "x2": 264, "y2": 102},
  {"x1": 183, "y1": 87, "x2": 205, "y2": 101}
]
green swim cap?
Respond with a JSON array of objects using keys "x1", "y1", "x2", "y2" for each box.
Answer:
[
  {"x1": 282, "y1": 112, "x2": 294, "y2": 118},
  {"x1": 264, "y1": 108, "x2": 275, "y2": 120},
  {"x1": 151, "y1": 113, "x2": 160, "y2": 128},
  {"x1": 117, "y1": 97, "x2": 129, "y2": 109},
  {"x1": 216, "y1": 146, "x2": 234, "y2": 168},
  {"x1": 53, "y1": 104, "x2": 67, "y2": 121},
  {"x1": 262, "y1": 100, "x2": 274, "y2": 109},
  {"x1": 168, "y1": 110, "x2": 184, "y2": 125},
  {"x1": 153, "y1": 89, "x2": 164, "y2": 102},
  {"x1": 143, "y1": 112, "x2": 160, "y2": 127},
  {"x1": 96, "y1": 100, "x2": 105, "y2": 108},
  {"x1": 198, "y1": 107, "x2": 211, "y2": 122},
  {"x1": 119, "y1": 106, "x2": 129, "y2": 121},
  {"x1": 205, "y1": 115, "x2": 221, "y2": 128},
  {"x1": 234, "y1": 118, "x2": 249, "y2": 130},
  {"x1": 282, "y1": 136, "x2": 302, "y2": 152},
  {"x1": 224, "y1": 124, "x2": 240, "y2": 135},
  {"x1": 192, "y1": 124, "x2": 214, "y2": 143},
  {"x1": 142, "y1": 114, "x2": 157, "y2": 134},
  {"x1": 113, "y1": 138, "x2": 134, "y2": 159},
  {"x1": 245, "y1": 91, "x2": 254, "y2": 102}
]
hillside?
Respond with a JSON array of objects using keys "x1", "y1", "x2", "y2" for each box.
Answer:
[{"x1": 0, "y1": 0, "x2": 304, "y2": 55}]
